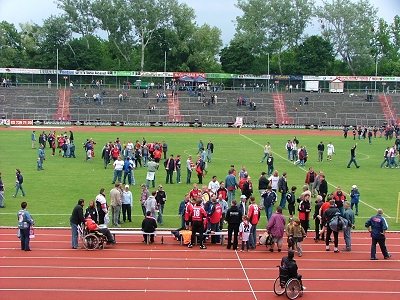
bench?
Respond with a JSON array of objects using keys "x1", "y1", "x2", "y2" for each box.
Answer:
[
  {"x1": 182, "y1": 231, "x2": 228, "y2": 246},
  {"x1": 110, "y1": 230, "x2": 172, "y2": 244}
]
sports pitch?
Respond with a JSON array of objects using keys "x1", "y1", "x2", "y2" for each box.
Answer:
[{"x1": 0, "y1": 126, "x2": 399, "y2": 230}]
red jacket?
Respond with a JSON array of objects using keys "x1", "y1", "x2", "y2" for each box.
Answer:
[
  {"x1": 248, "y1": 203, "x2": 260, "y2": 225},
  {"x1": 184, "y1": 202, "x2": 193, "y2": 222},
  {"x1": 209, "y1": 202, "x2": 222, "y2": 224},
  {"x1": 191, "y1": 205, "x2": 207, "y2": 222}
]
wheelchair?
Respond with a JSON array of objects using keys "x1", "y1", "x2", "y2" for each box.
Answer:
[
  {"x1": 78, "y1": 224, "x2": 108, "y2": 250},
  {"x1": 273, "y1": 267, "x2": 304, "y2": 299}
]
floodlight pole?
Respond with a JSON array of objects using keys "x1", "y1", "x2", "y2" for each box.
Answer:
[
  {"x1": 267, "y1": 52, "x2": 270, "y2": 93},
  {"x1": 163, "y1": 51, "x2": 167, "y2": 91}
]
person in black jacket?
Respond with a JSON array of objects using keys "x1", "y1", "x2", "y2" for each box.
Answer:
[
  {"x1": 347, "y1": 143, "x2": 360, "y2": 168},
  {"x1": 164, "y1": 154, "x2": 175, "y2": 184},
  {"x1": 278, "y1": 172, "x2": 289, "y2": 209},
  {"x1": 323, "y1": 200, "x2": 340, "y2": 252},
  {"x1": 85, "y1": 200, "x2": 99, "y2": 224},
  {"x1": 141, "y1": 211, "x2": 158, "y2": 243},
  {"x1": 70, "y1": 199, "x2": 85, "y2": 249},
  {"x1": 318, "y1": 175, "x2": 328, "y2": 201},
  {"x1": 225, "y1": 200, "x2": 242, "y2": 250}
]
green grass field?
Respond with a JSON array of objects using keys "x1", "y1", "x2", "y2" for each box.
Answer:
[{"x1": 0, "y1": 127, "x2": 399, "y2": 230}]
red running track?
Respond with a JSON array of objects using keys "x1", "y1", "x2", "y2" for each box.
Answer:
[{"x1": 0, "y1": 229, "x2": 399, "y2": 300}]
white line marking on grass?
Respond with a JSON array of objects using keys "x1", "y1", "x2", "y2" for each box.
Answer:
[
  {"x1": 235, "y1": 250, "x2": 258, "y2": 300},
  {"x1": 240, "y1": 134, "x2": 393, "y2": 219}
]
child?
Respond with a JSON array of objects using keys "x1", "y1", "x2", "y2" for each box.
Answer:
[
  {"x1": 287, "y1": 218, "x2": 306, "y2": 257},
  {"x1": 286, "y1": 217, "x2": 295, "y2": 250},
  {"x1": 287, "y1": 186, "x2": 297, "y2": 216},
  {"x1": 239, "y1": 215, "x2": 252, "y2": 252}
]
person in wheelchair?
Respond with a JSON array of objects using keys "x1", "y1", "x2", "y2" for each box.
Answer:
[
  {"x1": 280, "y1": 250, "x2": 304, "y2": 289},
  {"x1": 85, "y1": 215, "x2": 116, "y2": 245}
]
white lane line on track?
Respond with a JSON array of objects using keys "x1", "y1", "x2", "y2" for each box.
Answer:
[
  {"x1": 0, "y1": 288, "x2": 399, "y2": 294},
  {"x1": 235, "y1": 250, "x2": 258, "y2": 300},
  {"x1": 0, "y1": 276, "x2": 400, "y2": 283},
  {"x1": 2, "y1": 266, "x2": 400, "y2": 272},
  {"x1": 239, "y1": 134, "x2": 393, "y2": 218}
]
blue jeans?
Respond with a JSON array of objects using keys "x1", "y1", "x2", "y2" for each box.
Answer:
[
  {"x1": 279, "y1": 192, "x2": 287, "y2": 209},
  {"x1": 112, "y1": 170, "x2": 122, "y2": 183},
  {"x1": 265, "y1": 205, "x2": 273, "y2": 220},
  {"x1": 227, "y1": 190, "x2": 236, "y2": 206},
  {"x1": 343, "y1": 227, "x2": 351, "y2": 250},
  {"x1": 249, "y1": 223, "x2": 257, "y2": 248},
  {"x1": 176, "y1": 169, "x2": 181, "y2": 183},
  {"x1": 14, "y1": 183, "x2": 25, "y2": 197},
  {"x1": 70, "y1": 223, "x2": 79, "y2": 248},
  {"x1": 186, "y1": 169, "x2": 192, "y2": 184},
  {"x1": 347, "y1": 157, "x2": 359, "y2": 168},
  {"x1": 0, "y1": 191, "x2": 5, "y2": 207}
]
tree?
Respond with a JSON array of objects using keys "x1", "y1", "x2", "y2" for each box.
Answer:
[
  {"x1": 37, "y1": 16, "x2": 72, "y2": 69},
  {"x1": 317, "y1": 0, "x2": 378, "y2": 75},
  {"x1": 296, "y1": 35, "x2": 334, "y2": 75},
  {"x1": 57, "y1": 0, "x2": 98, "y2": 49},
  {"x1": 220, "y1": 39, "x2": 255, "y2": 73},
  {"x1": 0, "y1": 21, "x2": 22, "y2": 67},
  {"x1": 235, "y1": 0, "x2": 314, "y2": 74}
]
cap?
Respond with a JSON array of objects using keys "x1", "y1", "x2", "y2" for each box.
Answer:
[
  {"x1": 158, "y1": 185, "x2": 163, "y2": 188},
  {"x1": 240, "y1": 195, "x2": 247, "y2": 199},
  {"x1": 352, "y1": 185, "x2": 357, "y2": 189},
  {"x1": 125, "y1": 185, "x2": 129, "y2": 188}
]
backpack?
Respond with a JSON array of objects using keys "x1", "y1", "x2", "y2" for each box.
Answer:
[{"x1": 329, "y1": 213, "x2": 348, "y2": 232}]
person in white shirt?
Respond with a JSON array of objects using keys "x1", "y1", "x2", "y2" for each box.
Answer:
[
  {"x1": 239, "y1": 215, "x2": 252, "y2": 252},
  {"x1": 269, "y1": 171, "x2": 279, "y2": 192},
  {"x1": 327, "y1": 142, "x2": 335, "y2": 161},
  {"x1": 122, "y1": 185, "x2": 133, "y2": 222},
  {"x1": 208, "y1": 176, "x2": 220, "y2": 195},
  {"x1": 112, "y1": 156, "x2": 124, "y2": 184}
]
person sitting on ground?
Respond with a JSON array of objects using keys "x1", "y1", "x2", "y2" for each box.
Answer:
[
  {"x1": 85, "y1": 215, "x2": 115, "y2": 244},
  {"x1": 280, "y1": 250, "x2": 304, "y2": 288},
  {"x1": 141, "y1": 211, "x2": 157, "y2": 244}
]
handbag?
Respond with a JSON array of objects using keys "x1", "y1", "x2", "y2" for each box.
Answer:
[
  {"x1": 17, "y1": 228, "x2": 21, "y2": 239},
  {"x1": 29, "y1": 226, "x2": 35, "y2": 239}
]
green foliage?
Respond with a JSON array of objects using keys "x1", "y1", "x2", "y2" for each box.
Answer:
[
  {"x1": 296, "y1": 35, "x2": 334, "y2": 75},
  {"x1": 220, "y1": 39, "x2": 255, "y2": 74},
  {"x1": 0, "y1": 129, "x2": 399, "y2": 231}
]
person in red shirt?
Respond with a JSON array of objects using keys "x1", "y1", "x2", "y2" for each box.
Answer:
[
  {"x1": 217, "y1": 182, "x2": 228, "y2": 201},
  {"x1": 208, "y1": 196, "x2": 222, "y2": 243},
  {"x1": 85, "y1": 216, "x2": 115, "y2": 244},
  {"x1": 189, "y1": 184, "x2": 201, "y2": 201},
  {"x1": 153, "y1": 148, "x2": 162, "y2": 163},
  {"x1": 184, "y1": 198, "x2": 194, "y2": 228},
  {"x1": 188, "y1": 199, "x2": 207, "y2": 249},
  {"x1": 247, "y1": 196, "x2": 260, "y2": 249},
  {"x1": 318, "y1": 197, "x2": 332, "y2": 240},
  {"x1": 111, "y1": 146, "x2": 120, "y2": 161}
]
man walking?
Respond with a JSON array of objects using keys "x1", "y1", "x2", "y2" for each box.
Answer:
[
  {"x1": 343, "y1": 202, "x2": 355, "y2": 251},
  {"x1": 347, "y1": 143, "x2": 360, "y2": 168},
  {"x1": 365, "y1": 208, "x2": 391, "y2": 260}
]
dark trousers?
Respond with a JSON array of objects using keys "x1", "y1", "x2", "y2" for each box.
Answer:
[
  {"x1": 371, "y1": 236, "x2": 389, "y2": 259},
  {"x1": 20, "y1": 227, "x2": 30, "y2": 250},
  {"x1": 314, "y1": 218, "x2": 321, "y2": 239},
  {"x1": 166, "y1": 170, "x2": 173, "y2": 184},
  {"x1": 210, "y1": 222, "x2": 220, "y2": 243},
  {"x1": 197, "y1": 173, "x2": 203, "y2": 184},
  {"x1": 325, "y1": 226, "x2": 339, "y2": 248},
  {"x1": 227, "y1": 223, "x2": 240, "y2": 250},
  {"x1": 300, "y1": 219, "x2": 309, "y2": 234},
  {"x1": 191, "y1": 221, "x2": 204, "y2": 246},
  {"x1": 288, "y1": 203, "x2": 295, "y2": 216},
  {"x1": 122, "y1": 204, "x2": 132, "y2": 222}
]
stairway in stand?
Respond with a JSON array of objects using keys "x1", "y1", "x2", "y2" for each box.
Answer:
[
  {"x1": 378, "y1": 94, "x2": 398, "y2": 124},
  {"x1": 54, "y1": 89, "x2": 71, "y2": 120},
  {"x1": 273, "y1": 93, "x2": 293, "y2": 124},
  {"x1": 167, "y1": 91, "x2": 183, "y2": 122}
]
